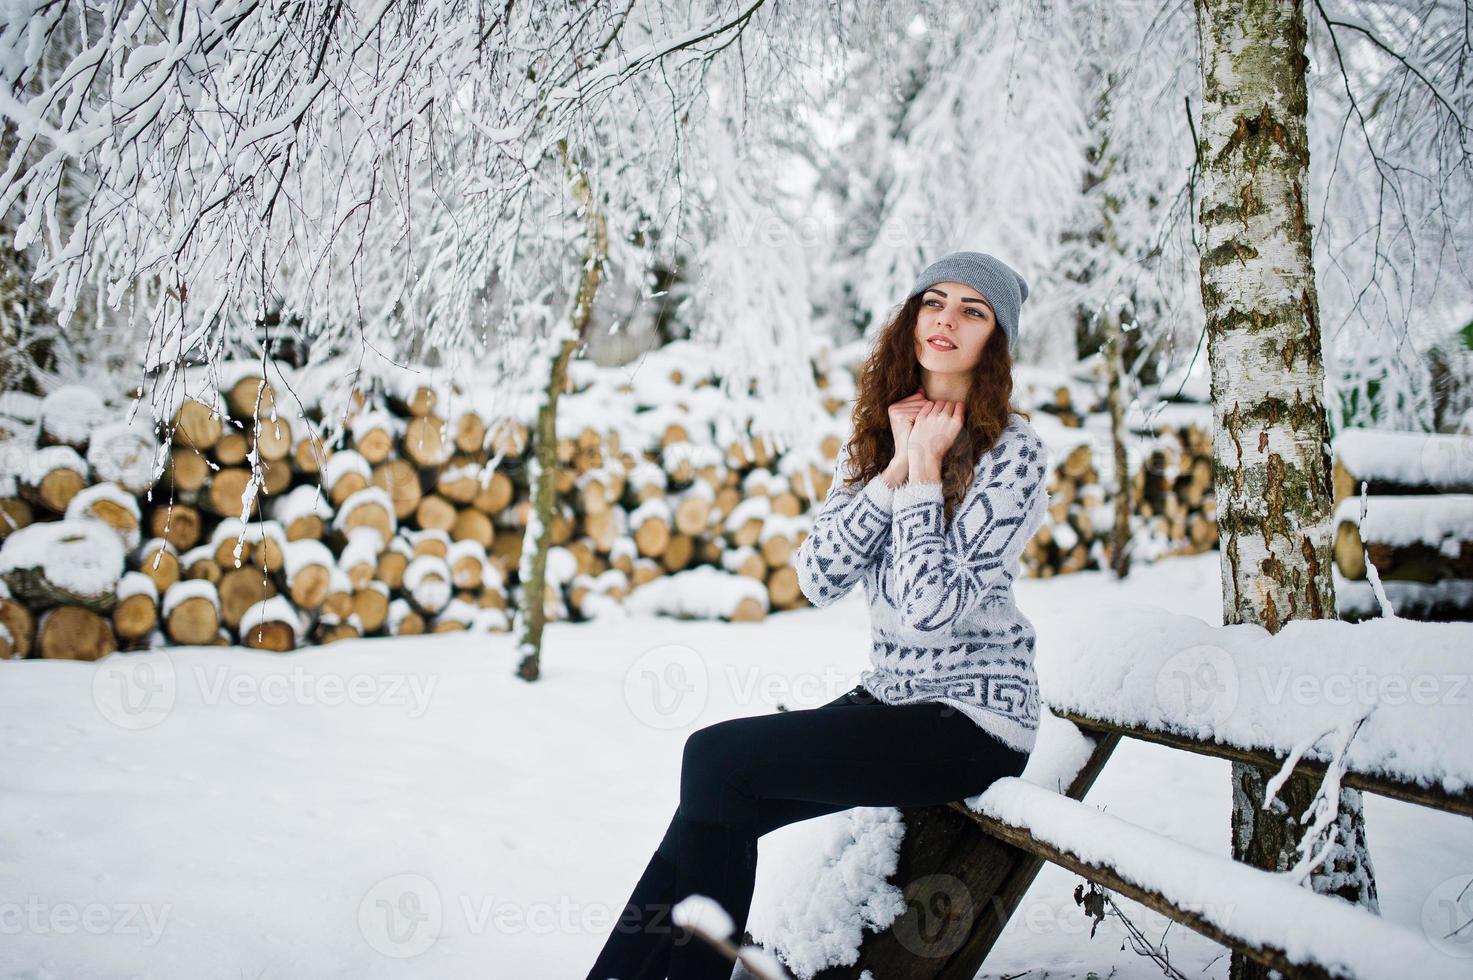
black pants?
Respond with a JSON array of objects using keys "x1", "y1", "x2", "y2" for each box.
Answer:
[{"x1": 584, "y1": 683, "x2": 1030, "y2": 980}]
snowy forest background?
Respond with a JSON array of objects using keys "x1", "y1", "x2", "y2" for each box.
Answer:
[{"x1": 3, "y1": 0, "x2": 1471, "y2": 443}]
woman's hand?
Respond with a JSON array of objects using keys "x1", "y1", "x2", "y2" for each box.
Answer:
[
  {"x1": 885, "y1": 389, "x2": 929, "y2": 485},
  {"x1": 907, "y1": 400, "x2": 964, "y2": 479}
]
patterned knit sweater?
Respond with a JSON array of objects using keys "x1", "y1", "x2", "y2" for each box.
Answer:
[{"x1": 794, "y1": 412, "x2": 1051, "y2": 756}]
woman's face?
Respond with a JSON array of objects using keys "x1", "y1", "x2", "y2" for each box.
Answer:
[{"x1": 912, "y1": 281, "x2": 996, "y2": 374}]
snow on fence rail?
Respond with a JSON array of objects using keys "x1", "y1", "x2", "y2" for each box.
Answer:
[
  {"x1": 1040, "y1": 604, "x2": 1473, "y2": 808},
  {"x1": 965, "y1": 778, "x2": 1467, "y2": 980}
]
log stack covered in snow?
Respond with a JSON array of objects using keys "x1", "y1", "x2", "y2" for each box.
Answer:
[
  {"x1": 0, "y1": 365, "x2": 516, "y2": 657},
  {"x1": 0, "y1": 339, "x2": 1226, "y2": 659},
  {"x1": 1330, "y1": 428, "x2": 1473, "y2": 622}
]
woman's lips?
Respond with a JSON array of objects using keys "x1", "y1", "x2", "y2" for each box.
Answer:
[{"x1": 927, "y1": 338, "x2": 957, "y2": 352}]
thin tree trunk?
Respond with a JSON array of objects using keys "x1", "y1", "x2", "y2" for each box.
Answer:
[
  {"x1": 0, "y1": 36, "x2": 62, "y2": 394},
  {"x1": 514, "y1": 140, "x2": 607, "y2": 682},
  {"x1": 1083, "y1": 76, "x2": 1134, "y2": 579},
  {"x1": 0, "y1": 207, "x2": 44, "y2": 393},
  {"x1": 1103, "y1": 310, "x2": 1133, "y2": 578},
  {"x1": 1192, "y1": 4, "x2": 1378, "y2": 979}
]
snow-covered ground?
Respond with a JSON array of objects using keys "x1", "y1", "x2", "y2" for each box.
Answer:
[{"x1": 2, "y1": 551, "x2": 1468, "y2": 979}]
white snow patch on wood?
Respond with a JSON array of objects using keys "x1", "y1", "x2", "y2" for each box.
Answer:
[
  {"x1": 1040, "y1": 602, "x2": 1473, "y2": 794},
  {"x1": 746, "y1": 807, "x2": 907, "y2": 977},
  {"x1": 87, "y1": 418, "x2": 162, "y2": 492},
  {"x1": 116, "y1": 570, "x2": 159, "y2": 603},
  {"x1": 270, "y1": 485, "x2": 334, "y2": 525},
  {"x1": 1333, "y1": 569, "x2": 1473, "y2": 618},
  {"x1": 40, "y1": 385, "x2": 108, "y2": 445},
  {"x1": 1332, "y1": 428, "x2": 1473, "y2": 489},
  {"x1": 7, "y1": 445, "x2": 87, "y2": 483},
  {"x1": 322, "y1": 450, "x2": 371, "y2": 491},
  {"x1": 968, "y1": 777, "x2": 1466, "y2": 980},
  {"x1": 1332, "y1": 494, "x2": 1473, "y2": 554},
  {"x1": 64, "y1": 483, "x2": 143, "y2": 548},
  {"x1": 332, "y1": 488, "x2": 397, "y2": 537},
  {"x1": 339, "y1": 527, "x2": 386, "y2": 567},
  {"x1": 240, "y1": 596, "x2": 302, "y2": 640},
  {"x1": 283, "y1": 540, "x2": 335, "y2": 583},
  {"x1": 0, "y1": 519, "x2": 126, "y2": 596},
  {"x1": 626, "y1": 566, "x2": 768, "y2": 619},
  {"x1": 162, "y1": 579, "x2": 221, "y2": 617}
]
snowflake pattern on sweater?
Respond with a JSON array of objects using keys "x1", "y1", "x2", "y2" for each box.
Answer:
[{"x1": 794, "y1": 412, "x2": 1050, "y2": 756}]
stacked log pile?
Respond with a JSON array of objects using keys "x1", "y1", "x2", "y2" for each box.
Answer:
[
  {"x1": 0, "y1": 341, "x2": 1221, "y2": 660},
  {"x1": 1024, "y1": 421, "x2": 1217, "y2": 577},
  {"x1": 1329, "y1": 428, "x2": 1473, "y2": 622},
  {"x1": 0, "y1": 371, "x2": 519, "y2": 660}
]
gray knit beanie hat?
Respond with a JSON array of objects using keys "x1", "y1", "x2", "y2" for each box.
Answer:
[{"x1": 906, "y1": 251, "x2": 1030, "y2": 354}]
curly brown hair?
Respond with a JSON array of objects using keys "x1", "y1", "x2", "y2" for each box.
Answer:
[{"x1": 840, "y1": 293, "x2": 1030, "y2": 524}]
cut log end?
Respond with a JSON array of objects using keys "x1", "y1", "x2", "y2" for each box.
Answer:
[
  {"x1": 242, "y1": 620, "x2": 296, "y2": 653},
  {"x1": 39, "y1": 606, "x2": 117, "y2": 661}
]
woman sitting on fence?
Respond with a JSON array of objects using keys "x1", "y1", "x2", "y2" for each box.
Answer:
[{"x1": 586, "y1": 250, "x2": 1052, "y2": 980}]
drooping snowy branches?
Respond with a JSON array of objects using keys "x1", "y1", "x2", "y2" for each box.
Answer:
[
  {"x1": 0, "y1": 0, "x2": 828, "y2": 431},
  {"x1": 1304, "y1": 0, "x2": 1473, "y2": 429}
]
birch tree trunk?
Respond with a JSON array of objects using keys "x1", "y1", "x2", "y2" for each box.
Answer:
[
  {"x1": 1193, "y1": 3, "x2": 1378, "y2": 977},
  {"x1": 514, "y1": 140, "x2": 607, "y2": 682}
]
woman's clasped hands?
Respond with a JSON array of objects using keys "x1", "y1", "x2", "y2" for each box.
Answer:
[
  {"x1": 884, "y1": 390, "x2": 965, "y2": 486},
  {"x1": 908, "y1": 399, "x2": 963, "y2": 481}
]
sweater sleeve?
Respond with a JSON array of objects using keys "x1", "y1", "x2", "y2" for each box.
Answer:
[
  {"x1": 890, "y1": 428, "x2": 1049, "y2": 632},
  {"x1": 794, "y1": 449, "x2": 896, "y2": 608}
]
